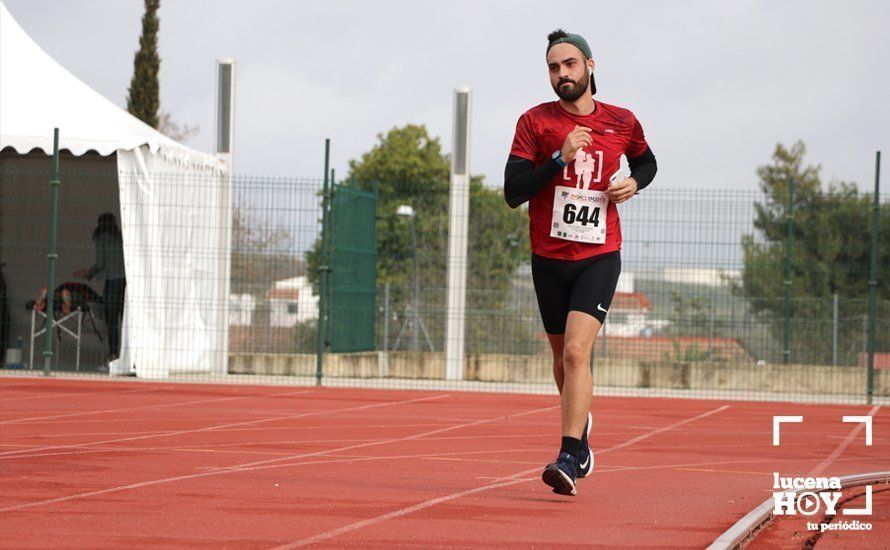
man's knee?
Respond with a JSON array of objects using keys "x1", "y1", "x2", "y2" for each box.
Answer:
[{"x1": 562, "y1": 341, "x2": 589, "y2": 371}]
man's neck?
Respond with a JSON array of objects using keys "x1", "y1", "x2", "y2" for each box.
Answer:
[{"x1": 558, "y1": 96, "x2": 596, "y2": 116}]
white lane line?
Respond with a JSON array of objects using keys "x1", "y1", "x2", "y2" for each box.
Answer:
[
  {"x1": 0, "y1": 386, "x2": 155, "y2": 404},
  {"x1": 597, "y1": 405, "x2": 731, "y2": 454},
  {"x1": 810, "y1": 405, "x2": 881, "y2": 476},
  {"x1": 270, "y1": 404, "x2": 731, "y2": 549},
  {"x1": 0, "y1": 391, "x2": 438, "y2": 459},
  {"x1": 0, "y1": 388, "x2": 314, "y2": 426},
  {"x1": 0, "y1": 398, "x2": 548, "y2": 513},
  {"x1": 217, "y1": 403, "x2": 561, "y2": 471}
]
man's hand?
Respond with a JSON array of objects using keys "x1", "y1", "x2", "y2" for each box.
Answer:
[
  {"x1": 608, "y1": 177, "x2": 638, "y2": 204},
  {"x1": 561, "y1": 126, "x2": 592, "y2": 162}
]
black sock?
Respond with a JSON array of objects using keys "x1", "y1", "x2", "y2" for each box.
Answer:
[{"x1": 560, "y1": 436, "x2": 582, "y2": 457}]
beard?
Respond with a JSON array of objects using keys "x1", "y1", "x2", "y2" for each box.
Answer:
[{"x1": 553, "y1": 73, "x2": 590, "y2": 101}]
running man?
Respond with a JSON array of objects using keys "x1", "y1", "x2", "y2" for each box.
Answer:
[{"x1": 503, "y1": 29, "x2": 657, "y2": 496}]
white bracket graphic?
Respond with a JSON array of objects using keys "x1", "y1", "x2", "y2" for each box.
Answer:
[
  {"x1": 842, "y1": 416, "x2": 873, "y2": 446},
  {"x1": 843, "y1": 485, "x2": 873, "y2": 515},
  {"x1": 773, "y1": 416, "x2": 803, "y2": 446}
]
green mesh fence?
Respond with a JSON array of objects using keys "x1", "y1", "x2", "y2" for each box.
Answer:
[{"x1": 1, "y1": 151, "x2": 887, "y2": 404}]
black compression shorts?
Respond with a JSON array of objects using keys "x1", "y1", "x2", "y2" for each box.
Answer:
[{"x1": 531, "y1": 251, "x2": 621, "y2": 334}]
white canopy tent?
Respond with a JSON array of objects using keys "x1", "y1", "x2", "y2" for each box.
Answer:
[{"x1": 0, "y1": 2, "x2": 232, "y2": 378}]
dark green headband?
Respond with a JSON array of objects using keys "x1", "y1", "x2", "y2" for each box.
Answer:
[{"x1": 546, "y1": 32, "x2": 592, "y2": 60}]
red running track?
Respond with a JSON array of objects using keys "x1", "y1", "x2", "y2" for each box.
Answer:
[{"x1": 0, "y1": 376, "x2": 886, "y2": 548}]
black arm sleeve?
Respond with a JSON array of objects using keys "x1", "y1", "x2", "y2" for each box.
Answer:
[
  {"x1": 503, "y1": 155, "x2": 562, "y2": 209},
  {"x1": 627, "y1": 146, "x2": 657, "y2": 191}
]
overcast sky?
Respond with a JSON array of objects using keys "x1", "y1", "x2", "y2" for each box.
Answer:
[{"x1": 4, "y1": 0, "x2": 889, "y2": 191}]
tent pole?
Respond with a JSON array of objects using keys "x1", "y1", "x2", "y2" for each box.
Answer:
[{"x1": 43, "y1": 128, "x2": 60, "y2": 376}]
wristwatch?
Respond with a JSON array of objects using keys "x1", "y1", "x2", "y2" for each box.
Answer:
[{"x1": 551, "y1": 149, "x2": 566, "y2": 167}]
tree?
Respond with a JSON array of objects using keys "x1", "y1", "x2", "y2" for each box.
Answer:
[
  {"x1": 664, "y1": 290, "x2": 726, "y2": 362},
  {"x1": 737, "y1": 141, "x2": 889, "y2": 363},
  {"x1": 231, "y1": 207, "x2": 298, "y2": 296},
  {"x1": 308, "y1": 124, "x2": 528, "y2": 290},
  {"x1": 157, "y1": 110, "x2": 199, "y2": 143},
  {"x1": 126, "y1": 0, "x2": 160, "y2": 128},
  {"x1": 306, "y1": 124, "x2": 530, "y2": 351},
  {"x1": 668, "y1": 291, "x2": 712, "y2": 336}
]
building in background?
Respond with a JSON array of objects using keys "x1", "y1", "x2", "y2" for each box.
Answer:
[
  {"x1": 662, "y1": 268, "x2": 741, "y2": 287},
  {"x1": 606, "y1": 291, "x2": 670, "y2": 337},
  {"x1": 269, "y1": 276, "x2": 318, "y2": 327}
]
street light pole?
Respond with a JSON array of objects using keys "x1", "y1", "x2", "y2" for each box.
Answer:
[{"x1": 394, "y1": 205, "x2": 436, "y2": 352}]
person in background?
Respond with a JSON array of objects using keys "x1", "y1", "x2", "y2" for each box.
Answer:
[{"x1": 75, "y1": 212, "x2": 126, "y2": 364}]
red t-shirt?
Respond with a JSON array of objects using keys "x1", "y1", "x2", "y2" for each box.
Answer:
[{"x1": 510, "y1": 100, "x2": 649, "y2": 260}]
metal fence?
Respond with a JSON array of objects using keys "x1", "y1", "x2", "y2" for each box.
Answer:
[{"x1": 1, "y1": 152, "x2": 887, "y2": 403}]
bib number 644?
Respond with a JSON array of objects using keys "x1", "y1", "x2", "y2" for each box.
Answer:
[{"x1": 563, "y1": 203, "x2": 600, "y2": 227}]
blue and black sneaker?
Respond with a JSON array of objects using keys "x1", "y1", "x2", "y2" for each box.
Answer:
[
  {"x1": 577, "y1": 411, "x2": 594, "y2": 478},
  {"x1": 542, "y1": 452, "x2": 578, "y2": 496}
]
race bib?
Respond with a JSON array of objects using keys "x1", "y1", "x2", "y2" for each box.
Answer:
[{"x1": 550, "y1": 186, "x2": 608, "y2": 244}]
